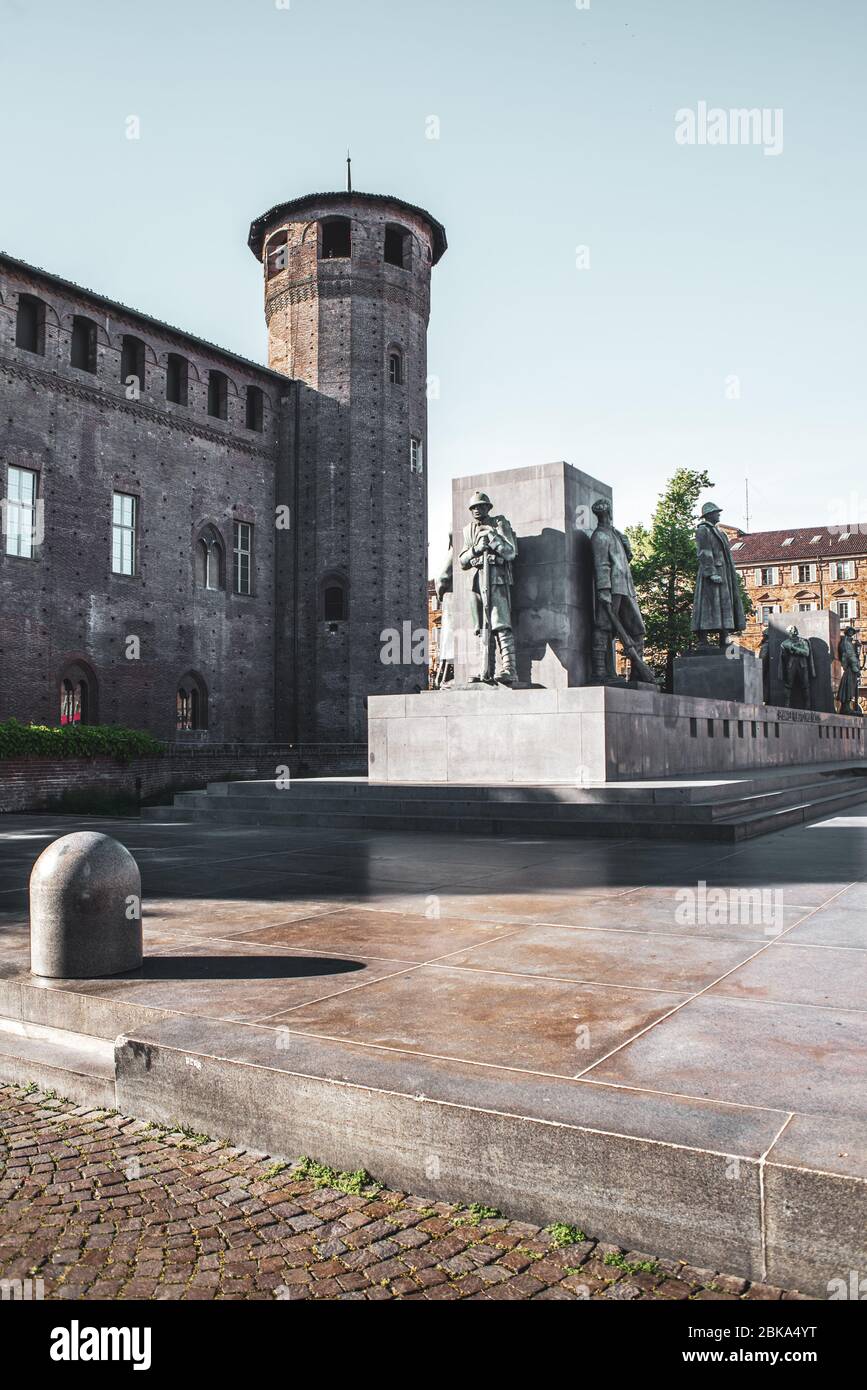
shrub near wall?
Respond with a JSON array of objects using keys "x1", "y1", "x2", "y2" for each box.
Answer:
[{"x1": 0, "y1": 720, "x2": 164, "y2": 761}]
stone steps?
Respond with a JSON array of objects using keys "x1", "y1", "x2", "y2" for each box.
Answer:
[
  {"x1": 0, "y1": 1015, "x2": 116, "y2": 1108},
  {"x1": 142, "y1": 769, "x2": 867, "y2": 840}
]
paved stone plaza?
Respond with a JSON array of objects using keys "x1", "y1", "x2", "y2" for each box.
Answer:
[
  {"x1": 0, "y1": 1083, "x2": 805, "y2": 1300},
  {"x1": 1, "y1": 806, "x2": 866, "y2": 1296}
]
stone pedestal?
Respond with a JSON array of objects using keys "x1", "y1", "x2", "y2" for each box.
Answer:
[
  {"x1": 766, "y1": 611, "x2": 840, "y2": 713},
  {"x1": 451, "y1": 461, "x2": 612, "y2": 689},
  {"x1": 368, "y1": 686, "x2": 865, "y2": 784},
  {"x1": 673, "y1": 647, "x2": 763, "y2": 704}
]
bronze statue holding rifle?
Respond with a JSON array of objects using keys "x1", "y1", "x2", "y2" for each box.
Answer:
[{"x1": 459, "y1": 491, "x2": 518, "y2": 685}]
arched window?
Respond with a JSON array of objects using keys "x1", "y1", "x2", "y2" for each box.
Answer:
[
  {"x1": 266, "y1": 230, "x2": 288, "y2": 278},
  {"x1": 322, "y1": 577, "x2": 347, "y2": 622},
  {"x1": 176, "y1": 672, "x2": 208, "y2": 731},
  {"x1": 70, "y1": 315, "x2": 97, "y2": 373},
  {"x1": 208, "y1": 370, "x2": 228, "y2": 419},
  {"x1": 384, "y1": 225, "x2": 410, "y2": 269},
  {"x1": 320, "y1": 217, "x2": 352, "y2": 260},
  {"x1": 195, "y1": 526, "x2": 224, "y2": 590},
  {"x1": 166, "y1": 352, "x2": 188, "y2": 405},
  {"x1": 120, "y1": 334, "x2": 145, "y2": 393},
  {"x1": 58, "y1": 661, "x2": 96, "y2": 726},
  {"x1": 16, "y1": 294, "x2": 46, "y2": 355},
  {"x1": 388, "y1": 348, "x2": 404, "y2": 386},
  {"x1": 245, "y1": 385, "x2": 264, "y2": 431}
]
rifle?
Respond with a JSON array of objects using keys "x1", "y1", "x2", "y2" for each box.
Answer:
[
  {"x1": 600, "y1": 598, "x2": 658, "y2": 687},
  {"x1": 480, "y1": 547, "x2": 494, "y2": 681}
]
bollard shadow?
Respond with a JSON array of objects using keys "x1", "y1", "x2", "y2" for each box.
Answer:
[{"x1": 118, "y1": 954, "x2": 366, "y2": 982}]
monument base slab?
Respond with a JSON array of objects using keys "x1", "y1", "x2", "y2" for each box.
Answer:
[{"x1": 368, "y1": 686, "x2": 865, "y2": 784}]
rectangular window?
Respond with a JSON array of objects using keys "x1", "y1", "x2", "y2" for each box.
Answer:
[
  {"x1": 795, "y1": 563, "x2": 816, "y2": 583},
  {"x1": 112, "y1": 492, "x2": 137, "y2": 575},
  {"x1": 166, "y1": 353, "x2": 188, "y2": 405},
  {"x1": 761, "y1": 603, "x2": 782, "y2": 621},
  {"x1": 832, "y1": 559, "x2": 856, "y2": 581},
  {"x1": 16, "y1": 295, "x2": 45, "y2": 355},
  {"x1": 759, "y1": 566, "x2": 779, "y2": 585},
  {"x1": 798, "y1": 602, "x2": 817, "y2": 612},
  {"x1": 5, "y1": 466, "x2": 38, "y2": 557},
  {"x1": 208, "y1": 370, "x2": 228, "y2": 420},
  {"x1": 245, "y1": 385, "x2": 264, "y2": 432},
  {"x1": 233, "y1": 521, "x2": 252, "y2": 595},
  {"x1": 410, "y1": 436, "x2": 423, "y2": 475}
]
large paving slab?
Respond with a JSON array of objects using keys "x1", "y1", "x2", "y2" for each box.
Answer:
[{"x1": 0, "y1": 805, "x2": 865, "y2": 1295}]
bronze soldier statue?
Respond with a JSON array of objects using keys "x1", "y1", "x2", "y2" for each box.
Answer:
[
  {"x1": 691, "y1": 501, "x2": 746, "y2": 650},
  {"x1": 779, "y1": 624, "x2": 816, "y2": 710},
  {"x1": 838, "y1": 625, "x2": 862, "y2": 715},
  {"x1": 459, "y1": 491, "x2": 518, "y2": 685},
  {"x1": 589, "y1": 497, "x2": 649, "y2": 684}
]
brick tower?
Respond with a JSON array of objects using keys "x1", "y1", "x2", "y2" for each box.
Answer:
[{"x1": 248, "y1": 190, "x2": 447, "y2": 743}]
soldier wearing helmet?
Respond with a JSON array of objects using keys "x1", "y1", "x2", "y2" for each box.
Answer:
[
  {"x1": 691, "y1": 500, "x2": 746, "y2": 649},
  {"x1": 459, "y1": 491, "x2": 518, "y2": 684}
]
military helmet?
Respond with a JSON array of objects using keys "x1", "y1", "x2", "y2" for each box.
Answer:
[
  {"x1": 468, "y1": 491, "x2": 492, "y2": 510},
  {"x1": 700, "y1": 501, "x2": 723, "y2": 518}
]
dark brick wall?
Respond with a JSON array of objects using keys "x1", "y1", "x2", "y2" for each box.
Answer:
[
  {"x1": 0, "y1": 261, "x2": 285, "y2": 742},
  {"x1": 262, "y1": 196, "x2": 435, "y2": 743},
  {"x1": 0, "y1": 189, "x2": 443, "y2": 748}
]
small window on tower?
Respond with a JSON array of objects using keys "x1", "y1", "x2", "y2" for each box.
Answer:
[
  {"x1": 245, "y1": 385, "x2": 264, "y2": 432},
  {"x1": 384, "y1": 225, "x2": 410, "y2": 269},
  {"x1": 388, "y1": 349, "x2": 404, "y2": 386},
  {"x1": 166, "y1": 353, "x2": 188, "y2": 405},
  {"x1": 320, "y1": 217, "x2": 352, "y2": 260},
  {"x1": 208, "y1": 370, "x2": 228, "y2": 420},
  {"x1": 266, "y1": 231, "x2": 288, "y2": 278},
  {"x1": 410, "y1": 437, "x2": 424, "y2": 476},
  {"x1": 16, "y1": 294, "x2": 46, "y2": 355},
  {"x1": 323, "y1": 582, "x2": 346, "y2": 621},
  {"x1": 70, "y1": 315, "x2": 97, "y2": 373}
]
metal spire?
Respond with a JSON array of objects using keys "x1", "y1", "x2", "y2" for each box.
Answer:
[{"x1": 346, "y1": 150, "x2": 352, "y2": 193}]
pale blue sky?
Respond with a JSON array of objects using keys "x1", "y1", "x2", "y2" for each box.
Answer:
[{"x1": 2, "y1": 0, "x2": 865, "y2": 564}]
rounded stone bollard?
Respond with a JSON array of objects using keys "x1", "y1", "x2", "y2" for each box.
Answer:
[{"x1": 30, "y1": 832, "x2": 143, "y2": 978}]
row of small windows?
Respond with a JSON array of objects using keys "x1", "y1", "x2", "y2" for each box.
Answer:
[
  {"x1": 5, "y1": 466, "x2": 255, "y2": 594},
  {"x1": 57, "y1": 664, "x2": 209, "y2": 732},
  {"x1": 13, "y1": 296, "x2": 265, "y2": 430},
  {"x1": 265, "y1": 219, "x2": 413, "y2": 277}
]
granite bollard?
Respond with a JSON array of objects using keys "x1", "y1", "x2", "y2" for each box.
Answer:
[{"x1": 30, "y1": 831, "x2": 143, "y2": 978}]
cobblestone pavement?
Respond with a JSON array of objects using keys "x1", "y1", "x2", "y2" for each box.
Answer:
[{"x1": 0, "y1": 1084, "x2": 812, "y2": 1301}]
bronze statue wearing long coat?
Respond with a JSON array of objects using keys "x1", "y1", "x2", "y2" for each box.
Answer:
[{"x1": 691, "y1": 507, "x2": 746, "y2": 637}]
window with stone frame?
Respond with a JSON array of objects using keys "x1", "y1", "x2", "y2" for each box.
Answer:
[
  {"x1": 112, "y1": 492, "x2": 137, "y2": 576},
  {"x1": 233, "y1": 521, "x2": 252, "y2": 595},
  {"x1": 5, "y1": 465, "x2": 39, "y2": 558}
]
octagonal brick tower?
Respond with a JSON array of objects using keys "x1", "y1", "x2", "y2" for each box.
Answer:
[{"x1": 248, "y1": 191, "x2": 447, "y2": 743}]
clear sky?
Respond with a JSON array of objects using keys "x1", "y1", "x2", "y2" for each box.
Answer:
[{"x1": 2, "y1": 0, "x2": 864, "y2": 569}]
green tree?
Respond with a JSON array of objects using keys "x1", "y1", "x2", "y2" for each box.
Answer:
[{"x1": 625, "y1": 468, "x2": 712, "y2": 691}]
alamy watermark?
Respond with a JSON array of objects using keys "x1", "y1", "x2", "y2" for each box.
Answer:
[{"x1": 675, "y1": 102, "x2": 783, "y2": 157}]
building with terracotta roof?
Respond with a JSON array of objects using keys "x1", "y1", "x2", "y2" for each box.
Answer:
[{"x1": 727, "y1": 523, "x2": 866, "y2": 704}]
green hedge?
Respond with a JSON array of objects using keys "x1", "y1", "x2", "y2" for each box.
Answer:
[{"x1": 0, "y1": 719, "x2": 165, "y2": 762}]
